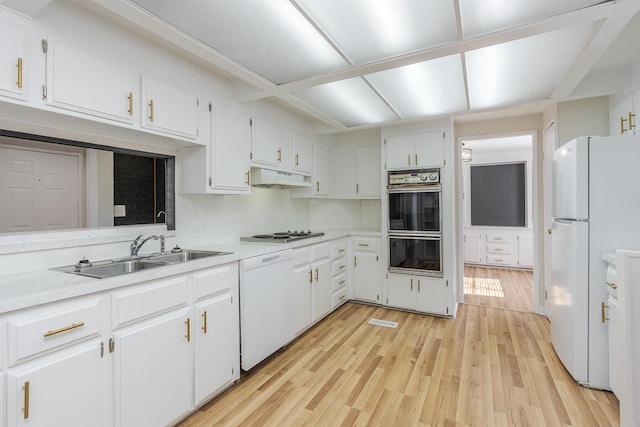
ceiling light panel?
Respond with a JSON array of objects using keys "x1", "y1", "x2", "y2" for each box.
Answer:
[
  {"x1": 293, "y1": 78, "x2": 398, "y2": 127},
  {"x1": 295, "y1": 0, "x2": 458, "y2": 65},
  {"x1": 130, "y1": 0, "x2": 348, "y2": 84},
  {"x1": 465, "y1": 23, "x2": 596, "y2": 110},
  {"x1": 366, "y1": 54, "x2": 467, "y2": 117},
  {"x1": 459, "y1": 0, "x2": 610, "y2": 38}
]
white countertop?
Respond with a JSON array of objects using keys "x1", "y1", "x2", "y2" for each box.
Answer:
[
  {"x1": 0, "y1": 229, "x2": 380, "y2": 314},
  {"x1": 602, "y1": 252, "x2": 616, "y2": 265}
]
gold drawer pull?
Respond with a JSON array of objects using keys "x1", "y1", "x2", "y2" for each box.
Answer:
[
  {"x1": 358, "y1": 243, "x2": 369, "y2": 247},
  {"x1": 43, "y1": 322, "x2": 85, "y2": 337},
  {"x1": 339, "y1": 295, "x2": 346, "y2": 300},
  {"x1": 17, "y1": 57, "x2": 23, "y2": 88},
  {"x1": 621, "y1": 116, "x2": 628, "y2": 134},
  {"x1": 277, "y1": 148, "x2": 282, "y2": 162},
  {"x1": 338, "y1": 249, "x2": 345, "y2": 253},
  {"x1": 295, "y1": 153, "x2": 299, "y2": 166},
  {"x1": 339, "y1": 265, "x2": 346, "y2": 269},
  {"x1": 630, "y1": 112, "x2": 636, "y2": 131},
  {"x1": 339, "y1": 280, "x2": 346, "y2": 285},
  {"x1": 148, "y1": 99, "x2": 154, "y2": 121},
  {"x1": 185, "y1": 318, "x2": 191, "y2": 342},
  {"x1": 127, "y1": 92, "x2": 133, "y2": 116},
  {"x1": 23, "y1": 381, "x2": 29, "y2": 419},
  {"x1": 601, "y1": 302, "x2": 609, "y2": 324},
  {"x1": 607, "y1": 281, "x2": 618, "y2": 290},
  {"x1": 201, "y1": 310, "x2": 207, "y2": 334}
]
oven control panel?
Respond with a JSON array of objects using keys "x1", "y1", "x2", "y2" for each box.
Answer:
[{"x1": 388, "y1": 169, "x2": 440, "y2": 185}]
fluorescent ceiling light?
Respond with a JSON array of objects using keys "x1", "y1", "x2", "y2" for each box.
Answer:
[
  {"x1": 465, "y1": 23, "x2": 596, "y2": 110},
  {"x1": 130, "y1": 0, "x2": 347, "y2": 84},
  {"x1": 459, "y1": 0, "x2": 609, "y2": 38},
  {"x1": 295, "y1": 0, "x2": 458, "y2": 65},
  {"x1": 293, "y1": 78, "x2": 398, "y2": 127},
  {"x1": 366, "y1": 55, "x2": 467, "y2": 117}
]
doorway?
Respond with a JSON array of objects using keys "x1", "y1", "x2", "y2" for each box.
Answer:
[{"x1": 460, "y1": 133, "x2": 537, "y2": 313}]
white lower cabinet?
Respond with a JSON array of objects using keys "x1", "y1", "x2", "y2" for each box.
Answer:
[
  {"x1": 7, "y1": 340, "x2": 104, "y2": 427},
  {"x1": 387, "y1": 274, "x2": 449, "y2": 316},
  {"x1": 293, "y1": 242, "x2": 332, "y2": 335},
  {"x1": 113, "y1": 307, "x2": 192, "y2": 427},
  {"x1": 330, "y1": 239, "x2": 349, "y2": 308},
  {"x1": 463, "y1": 232, "x2": 482, "y2": 264},
  {"x1": 352, "y1": 236, "x2": 381, "y2": 303}
]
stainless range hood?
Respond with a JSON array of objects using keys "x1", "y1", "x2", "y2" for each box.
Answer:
[{"x1": 250, "y1": 168, "x2": 311, "y2": 188}]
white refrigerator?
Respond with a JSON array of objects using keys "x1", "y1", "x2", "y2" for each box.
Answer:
[{"x1": 550, "y1": 135, "x2": 640, "y2": 390}]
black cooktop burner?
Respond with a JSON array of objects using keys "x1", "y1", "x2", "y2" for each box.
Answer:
[{"x1": 241, "y1": 230, "x2": 325, "y2": 243}]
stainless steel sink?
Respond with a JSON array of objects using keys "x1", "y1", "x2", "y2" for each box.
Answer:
[
  {"x1": 147, "y1": 250, "x2": 231, "y2": 264},
  {"x1": 54, "y1": 249, "x2": 232, "y2": 279}
]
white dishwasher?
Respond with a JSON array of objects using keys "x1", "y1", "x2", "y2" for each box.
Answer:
[{"x1": 239, "y1": 249, "x2": 295, "y2": 370}]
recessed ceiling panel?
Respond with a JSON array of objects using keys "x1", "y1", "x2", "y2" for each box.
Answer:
[
  {"x1": 296, "y1": 0, "x2": 459, "y2": 65},
  {"x1": 366, "y1": 55, "x2": 467, "y2": 118},
  {"x1": 130, "y1": 0, "x2": 348, "y2": 84},
  {"x1": 465, "y1": 23, "x2": 596, "y2": 110},
  {"x1": 460, "y1": 0, "x2": 609, "y2": 38},
  {"x1": 292, "y1": 78, "x2": 399, "y2": 127}
]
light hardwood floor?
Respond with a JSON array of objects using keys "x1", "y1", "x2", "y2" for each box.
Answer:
[
  {"x1": 179, "y1": 302, "x2": 618, "y2": 426},
  {"x1": 464, "y1": 266, "x2": 534, "y2": 313}
]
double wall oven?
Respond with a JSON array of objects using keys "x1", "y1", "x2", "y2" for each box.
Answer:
[{"x1": 387, "y1": 169, "x2": 442, "y2": 277}]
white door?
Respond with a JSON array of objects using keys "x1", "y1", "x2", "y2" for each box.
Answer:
[
  {"x1": 0, "y1": 147, "x2": 79, "y2": 232},
  {"x1": 543, "y1": 121, "x2": 556, "y2": 316},
  {"x1": 549, "y1": 218, "x2": 589, "y2": 384}
]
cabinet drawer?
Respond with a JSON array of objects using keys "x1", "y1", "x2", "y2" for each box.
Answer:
[
  {"x1": 332, "y1": 272, "x2": 348, "y2": 292},
  {"x1": 293, "y1": 246, "x2": 311, "y2": 267},
  {"x1": 193, "y1": 263, "x2": 238, "y2": 300},
  {"x1": 486, "y1": 255, "x2": 512, "y2": 266},
  {"x1": 352, "y1": 236, "x2": 377, "y2": 252},
  {"x1": 331, "y1": 240, "x2": 347, "y2": 260},
  {"x1": 486, "y1": 243, "x2": 512, "y2": 255},
  {"x1": 311, "y1": 243, "x2": 330, "y2": 261},
  {"x1": 112, "y1": 275, "x2": 189, "y2": 328},
  {"x1": 332, "y1": 288, "x2": 348, "y2": 308},
  {"x1": 331, "y1": 259, "x2": 348, "y2": 277},
  {"x1": 7, "y1": 297, "x2": 102, "y2": 365},
  {"x1": 486, "y1": 234, "x2": 512, "y2": 244}
]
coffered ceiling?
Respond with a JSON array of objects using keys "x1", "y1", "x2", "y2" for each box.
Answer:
[{"x1": 84, "y1": 0, "x2": 640, "y2": 130}]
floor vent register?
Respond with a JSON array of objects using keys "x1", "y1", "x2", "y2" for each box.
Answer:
[{"x1": 368, "y1": 318, "x2": 398, "y2": 328}]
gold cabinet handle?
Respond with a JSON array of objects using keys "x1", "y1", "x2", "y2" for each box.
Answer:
[
  {"x1": 338, "y1": 249, "x2": 345, "y2": 253},
  {"x1": 315, "y1": 268, "x2": 319, "y2": 282},
  {"x1": 358, "y1": 243, "x2": 369, "y2": 247},
  {"x1": 607, "y1": 281, "x2": 618, "y2": 290},
  {"x1": 309, "y1": 269, "x2": 313, "y2": 284},
  {"x1": 339, "y1": 295, "x2": 346, "y2": 301},
  {"x1": 418, "y1": 280, "x2": 421, "y2": 292},
  {"x1": 316, "y1": 181, "x2": 320, "y2": 192},
  {"x1": 43, "y1": 322, "x2": 85, "y2": 337},
  {"x1": 201, "y1": 310, "x2": 207, "y2": 334},
  {"x1": 245, "y1": 170, "x2": 250, "y2": 186},
  {"x1": 23, "y1": 381, "x2": 30, "y2": 419},
  {"x1": 295, "y1": 153, "x2": 299, "y2": 166},
  {"x1": 339, "y1": 280, "x2": 346, "y2": 285},
  {"x1": 415, "y1": 153, "x2": 418, "y2": 165},
  {"x1": 354, "y1": 256, "x2": 357, "y2": 267},
  {"x1": 277, "y1": 148, "x2": 282, "y2": 162},
  {"x1": 185, "y1": 318, "x2": 191, "y2": 342},
  {"x1": 356, "y1": 183, "x2": 359, "y2": 193},
  {"x1": 109, "y1": 338, "x2": 115, "y2": 353},
  {"x1": 630, "y1": 112, "x2": 636, "y2": 132},
  {"x1": 148, "y1": 99, "x2": 154, "y2": 122},
  {"x1": 494, "y1": 259, "x2": 503, "y2": 262},
  {"x1": 16, "y1": 57, "x2": 23, "y2": 89},
  {"x1": 407, "y1": 154, "x2": 411, "y2": 166},
  {"x1": 410, "y1": 278, "x2": 413, "y2": 291},
  {"x1": 338, "y1": 264, "x2": 346, "y2": 270},
  {"x1": 601, "y1": 302, "x2": 609, "y2": 324},
  {"x1": 621, "y1": 116, "x2": 628, "y2": 134},
  {"x1": 127, "y1": 92, "x2": 133, "y2": 116},
  {"x1": 494, "y1": 248, "x2": 503, "y2": 252}
]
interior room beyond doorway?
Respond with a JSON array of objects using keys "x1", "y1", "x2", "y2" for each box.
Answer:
[{"x1": 461, "y1": 134, "x2": 535, "y2": 312}]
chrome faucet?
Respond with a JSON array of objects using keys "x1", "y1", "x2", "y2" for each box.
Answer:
[{"x1": 130, "y1": 234, "x2": 165, "y2": 256}]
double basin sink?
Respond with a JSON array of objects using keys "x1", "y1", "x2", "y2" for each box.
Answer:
[{"x1": 55, "y1": 250, "x2": 232, "y2": 279}]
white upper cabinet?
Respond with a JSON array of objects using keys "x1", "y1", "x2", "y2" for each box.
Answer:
[
  {"x1": 312, "y1": 142, "x2": 331, "y2": 197},
  {"x1": 0, "y1": 19, "x2": 29, "y2": 101},
  {"x1": 210, "y1": 103, "x2": 250, "y2": 193},
  {"x1": 292, "y1": 132, "x2": 313, "y2": 175},
  {"x1": 355, "y1": 146, "x2": 381, "y2": 198},
  {"x1": 140, "y1": 75, "x2": 199, "y2": 139},
  {"x1": 46, "y1": 41, "x2": 136, "y2": 124},
  {"x1": 385, "y1": 130, "x2": 445, "y2": 169},
  {"x1": 610, "y1": 93, "x2": 640, "y2": 136},
  {"x1": 251, "y1": 118, "x2": 290, "y2": 169}
]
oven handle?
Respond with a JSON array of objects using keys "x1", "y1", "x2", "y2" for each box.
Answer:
[
  {"x1": 387, "y1": 184, "x2": 441, "y2": 192},
  {"x1": 388, "y1": 234, "x2": 441, "y2": 240}
]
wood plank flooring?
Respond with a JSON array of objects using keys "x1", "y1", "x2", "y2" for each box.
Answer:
[
  {"x1": 179, "y1": 302, "x2": 618, "y2": 426},
  {"x1": 463, "y1": 266, "x2": 534, "y2": 312}
]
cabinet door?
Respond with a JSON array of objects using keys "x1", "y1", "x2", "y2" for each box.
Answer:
[
  {"x1": 194, "y1": 292, "x2": 236, "y2": 405},
  {"x1": 353, "y1": 251, "x2": 380, "y2": 303},
  {"x1": 313, "y1": 142, "x2": 331, "y2": 197},
  {"x1": 333, "y1": 145, "x2": 357, "y2": 198},
  {"x1": 416, "y1": 276, "x2": 448, "y2": 315},
  {"x1": 293, "y1": 264, "x2": 312, "y2": 334},
  {"x1": 464, "y1": 232, "x2": 483, "y2": 264},
  {"x1": 0, "y1": 19, "x2": 28, "y2": 101},
  {"x1": 609, "y1": 95, "x2": 633, "y2": 136},
  {"x1": 211, "y1": 103, "x2": 250, "y2": 192},
  {"x1": 385, "y1": 134, "x2": 414, "y2": 169},
  {"x1": 7, "y1": 341, "x2": 104, "y2": 427},
  {"x1": 312, "y1": 259, "x2": 332, "y2": 322},
  {"x1": 414, "y1": 131, "x2": 445, "y2": 167},
  {"x1": 113, "y1": 308, "x2": 192, "y2": 427},
  {"x1": 251, "y1": 118, "x2": 282, "y2": 168},
  {"x1": 516, "y1": 234, "x2": 534, "y2": 268},
  {"x1": 292, "y1": 132, "x2": 313, "y2": 174},
  {"x1": 47, "y1": 42, "x2": 136, "y2": 124},
  {"x1": 141, "y1": 75, "x2": 198, "y2": 139},
  {"x1": 386, "y1": 274, "x2": 415, "y2": 310},
  {"x1": 356, "y1": 146, "x2": 381, "y2": 198}
]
